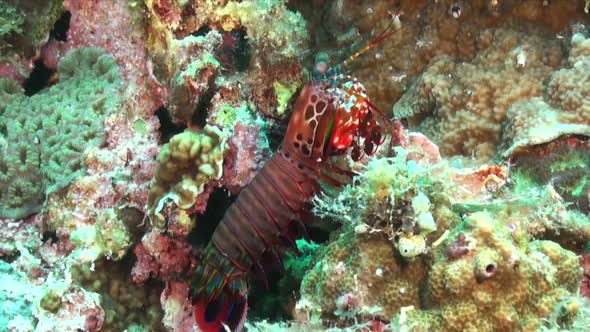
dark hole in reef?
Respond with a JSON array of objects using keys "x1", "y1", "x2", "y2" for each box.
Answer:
[
  {"x1": 266, "y1": 119, "x2": 287, "y2": 152},
  {"x1": 18, "y1": 146, "x2": 27, "y2": 164},
  {"x1": 189, "y1": 187, "x2": 236, "y2": 247},
  {"x1": 50, "y1": 11, "x2": 71, "y2": 42},
  {"x1": 190, "y1": 84, "x2": 216, "y2": 129},
  {"x1": 42, "y1": 230, "x2": 58, "y2": 244},
  {"x1": 216, "y1": 28, "x2": 251, "y2": 72},
  {"x1": 155, "y1": 106, "x2": 186, "y2": 144},
  {"x1": 486, "y1": 264, "x2": 496, "y2": 274},
  {"x1": 24, "y1": 60, "x2": 56, "y2": 96},
  {"x1": 190, "y1": 25, "x2": 211, "y2": 37},
  {"x1": 0, "y1": 160, "x2": 8, "y2": 174},
  {"x1": 0, "y1": 250, "x2": 20, "y2": 264}
]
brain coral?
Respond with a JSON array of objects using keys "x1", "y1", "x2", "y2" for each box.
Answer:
[{"x1": 0, "y1": 47, "x2": 121, "y2": 219}]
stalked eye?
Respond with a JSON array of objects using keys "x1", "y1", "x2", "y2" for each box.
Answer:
[{"x1": 364, "y1": 140, "x2": 376, "y2": 156}]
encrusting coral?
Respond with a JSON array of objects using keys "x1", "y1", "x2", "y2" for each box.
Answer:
[
  {"x1": 401, "y1": 211, "x2": 582, "y2": 332},
  {"x1": 392, "y1": 25, "x2": 563, "y2": 159},
  {"x1": 500, "y1": 27, "x2": 590, "y2": 157},
  {"x1": 0, "y1": 47, "x2": 121, "y2": 219}
]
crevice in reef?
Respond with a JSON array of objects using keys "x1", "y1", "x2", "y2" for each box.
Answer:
[
  {"x1": 23, "y1": 60, "x2": 56, "y2": 96},
  {"x1": 155, "y1": 106, "x2": 186, "y2": 144},
  {"x1": 190, "y1": 24, "x2": 211, "y2": 37},
  {"x1": 190, "y1": 84, "x2": 216, "y2": 129},
  {"x1": 50, "y1": 11, "x2": 71, "y2": 42},
  {"x1": 216, "y1": 27, "x2": 251, "y2": 72},
  {"x1": 189, "y1": 187, "x2": 235, "y2": 248}
]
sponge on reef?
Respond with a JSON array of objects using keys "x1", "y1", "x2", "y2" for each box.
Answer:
[{"x1": 0, "y1": 47, "x2": 121, "y2": 219}]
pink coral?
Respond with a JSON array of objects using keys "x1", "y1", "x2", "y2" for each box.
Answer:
[
  {"x1": 160, "y1": 281, "x2": 198, "y2": 332},
  {"x1": 132, "y1": 231, "x2": 196, "y2": 284},
  {"x1": 41, "y1": 0, "x2": 166, "y2": 116},
  {"x1": 0, "y1": 57, "x2": 30, "y2": 84},
  {"x1": 35, "y1": 288, "x2": 105, "y2": 332},
  {"x1": 222, "y1": 122, "x2": 271, "y2": 194}
]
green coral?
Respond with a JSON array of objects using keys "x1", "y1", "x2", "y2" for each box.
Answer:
[
  {"x1": 273, "y1": 81, "x2": 300, "y2": 116},
  {"x1": 0, "y1": 47, "x2": 121, "y2": 219},
  {"x1": 0, "y1": 3, "x2": 23, "y2": 40}
]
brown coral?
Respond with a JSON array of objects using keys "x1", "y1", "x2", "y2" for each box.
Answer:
[
  {"x1": 299, "y1": 232, "x2": 427, "y2": 321},
  {"x1": 500, "y1": 30, "x2": 590, "y2": 157},
  {"x1": 403, "y1": 211, "x2": 583, "y2": 332},
  {"x1": 393, "y1": 26, "x2": 562, "y2": 159}
]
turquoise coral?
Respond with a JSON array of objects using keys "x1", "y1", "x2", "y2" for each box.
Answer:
[{"x1": 0, "y1": 47, "x2": 121, "y2": 219}]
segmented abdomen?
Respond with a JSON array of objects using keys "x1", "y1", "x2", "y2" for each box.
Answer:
[{"x1": 210, "y1": 147, "x2": 320, "y2": 274}]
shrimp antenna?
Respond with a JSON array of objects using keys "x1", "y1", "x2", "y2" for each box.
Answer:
[
  {"x1": 341, "y1": 11, "x2": 406, "y2": 68},
  {"x1": 320, "y1": 6, "x2": 423, "y2": 79}
]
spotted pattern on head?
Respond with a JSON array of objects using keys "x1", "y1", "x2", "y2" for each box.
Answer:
[{"x1": 289, "y1": 87, "x2": 330, "y2": 158}]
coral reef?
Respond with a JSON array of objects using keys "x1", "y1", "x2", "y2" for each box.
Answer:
[
  {"x1": 500, "y1": 27, "x2": 590, "y2": 158},
  {"x1": 1, "y1": 0, "x2": 590, "y2": 331},
  {"x1": 0, "y1": 47, "x2": 121, "y2": 219},
  {"x1": 299, "y1": 135, "x2": 590, "y2": 330},
  {"x1": 388, "y1": 15, "x2": 589, "y2": 160},
  {"x1": 392, "y1": 25, "x2": 562, "y2": 159}
]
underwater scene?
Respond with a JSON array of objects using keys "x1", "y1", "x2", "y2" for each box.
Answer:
[{"x1": 1, "y1": 0, "x2": 590, "y2": 331}]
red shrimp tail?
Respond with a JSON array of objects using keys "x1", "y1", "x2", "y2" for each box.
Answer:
[
  {"x1": 191, "y1": 254, "x2": 249, "y2": 332},
  {"x1": 193, "y1": 291, "x2": 248, "y2": 332}
]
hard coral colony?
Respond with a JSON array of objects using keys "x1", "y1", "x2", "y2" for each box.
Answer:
[{"x1": 0, "y1": 1, "x2": 589, "y2": 332}]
